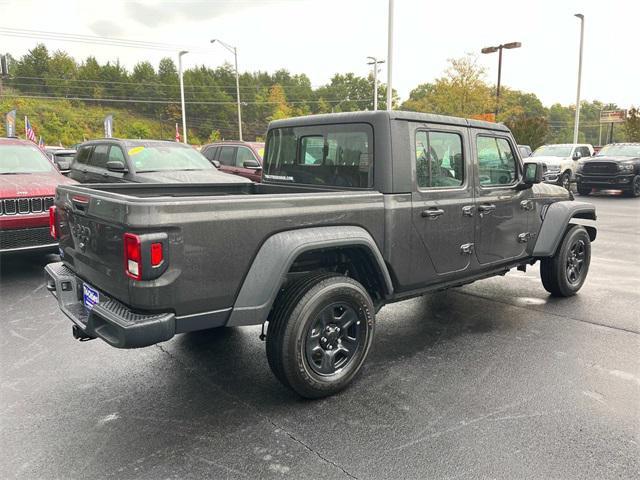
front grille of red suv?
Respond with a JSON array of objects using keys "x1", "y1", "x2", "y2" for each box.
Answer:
[{"x1": 0, "y1": 197, "x2": 54, "y2": 216}]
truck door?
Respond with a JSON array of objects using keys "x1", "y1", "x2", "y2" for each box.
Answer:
[
  {"x1": 472, "y1": 130, "x2": 530, "y2": 264},
  {"x1": 411, "y1": 126, "x2": 475, "y2": 276}
]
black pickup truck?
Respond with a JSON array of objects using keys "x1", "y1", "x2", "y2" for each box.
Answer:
[{"x1": 45, "y1": 111, "x2": 597, "y2": 398}]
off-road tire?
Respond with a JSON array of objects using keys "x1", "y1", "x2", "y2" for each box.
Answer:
[
  {"x1": 576, "y1": 184, "x2": 591, "y2": 196},
  {"x1": 623, "y1": 175, "x2": 640, "y2": 197},
  {"x1": 540, "y1": 225, "x2": 591, "y2": 297},
  {"x1": 266, "y1": 273, "x2": 375, "y2": 399}
]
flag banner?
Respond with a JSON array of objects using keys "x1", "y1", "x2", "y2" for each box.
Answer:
[
  {"x1": 25, "y1": 116, "x2": 37, "y2": 143},
  {"x1": 175, "y1": 123, "x2": 181, "y2": 142},
  {"x1": 104, "y1": 115, "x2": 113, "y2": 138},
  {"x1": 5, "y1": 110, "x2": 16, "y2": 137}
]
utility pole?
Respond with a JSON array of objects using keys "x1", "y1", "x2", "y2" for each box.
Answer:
[
  {"x1": 178, "y1": 50, "x2": 188, "y2": 144},
  {"x1": 386, "y1": 0, "x2": 394, "y2": 111},
  {"x1": 366, "y1": 57, "x2": 385, "y2": 111},
  {"x1": 573, "y1": 14, "x2": 585, "y2": 144},
  {"x1": 211, "y1": 39, "x2": 243, "y2": 141}
]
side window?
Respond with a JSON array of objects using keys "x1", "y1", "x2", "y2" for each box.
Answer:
[
  {"x1": 218, "y1": 146, "x2": 235, "y2": 166},
  {"x1": 477, "y1": 136, "x2": 518, "y2": 186},
  {"x1": 236, "y1": 146, "x2": 257, "y2": 167},
  {"x1": 89, "y1": 144, "x2": 110, "y2": 169},
  {"x1": 415, "y1": 131, "x2": 464, "y2": 188},
  {"x1": 203, "y1": 146, "x2": 218, "y2": 161},
  {"x1": 75, "y1": 146, "x2": 92, "y2": 164},
  {"x1": 578, "y1": 146, "x2": 590, "y2": 158},
  {"x1": 108, "y1": 146, "x2": 125, "y2": 163}
]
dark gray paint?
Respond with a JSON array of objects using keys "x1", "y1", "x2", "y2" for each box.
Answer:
[
  {"x1": 50, "y1": 111, "x2": 595, "y2": 343},
  {"x1": 531, "y1": 201, "x2": 597, "y2": 257},
  {"x1": 227, "y1": 226, "x2": 393, "y2": 327}
]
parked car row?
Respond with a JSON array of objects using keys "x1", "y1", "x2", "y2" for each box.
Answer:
[{"x1": 528, "y1": 142, "x2": 640, "y2": 197}]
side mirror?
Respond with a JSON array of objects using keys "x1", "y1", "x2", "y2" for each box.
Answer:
[
  {"x1": 212, "y1": 160, "x2": 221, "y2": 168},
  {"x1": 517, "y1": 162, "x2": 543, "y2": 190},
  {"x1": 243, "y1": 160, "x2": 262, "y2": 170},
  {"x1": 106, "y1": 160, "x2": 127, "y2": 172},
  {"x1": 572, "y1": 151, "x2": 582, "y2": 160}
]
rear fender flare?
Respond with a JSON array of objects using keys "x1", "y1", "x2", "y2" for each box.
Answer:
[
  {"x1": 226, "y1": 226, "x2": 393, "y2": 327},
  {"x1": 531, "y1": 201, "x2": 596, "y2": 257}
]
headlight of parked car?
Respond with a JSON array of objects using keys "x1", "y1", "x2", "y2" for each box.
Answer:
[
  {"x1": 619, "y1": 163, "x2": 634, "y2": 173},
  {"x1": 546, "y1": 165, "x2": 561, "y2": 173}
]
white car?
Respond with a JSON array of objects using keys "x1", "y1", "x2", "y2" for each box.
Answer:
[{"x1": 531, "y1": 143, "x2": 595, "y2": 190}]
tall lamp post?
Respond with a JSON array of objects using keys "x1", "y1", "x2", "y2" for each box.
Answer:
[
  {"x1": 366, "y1": 56, "x2": 385, "y2": 111},
  {"x1": 573, "y1": 14, "x2": 585, "y2": 144},
  {"x1": 178, "y1": 50, "x2": 188, "y2": 144},
  {"x1": 481, "y1": 41, "x2": 521, "y2": 120},
  {"x1": 211, "y1": 39, "x2": 242, "y2": 141},
  {"x1": 386, "y1": 0, "x2": 394, "y2": 111}
]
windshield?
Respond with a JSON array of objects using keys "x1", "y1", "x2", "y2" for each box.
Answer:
[
  {"x1": 0, "y1": 144, "x2": 54, "y2": 174},
  {"x1": 126, "y1": 144, "x2": 214, "y2": 172},
  {"x1": 532, "y1": 145, "x2": 572, "y2": 157},
  {"x1": 596, "y1": 144, "x2": 640, "y2": 157}
]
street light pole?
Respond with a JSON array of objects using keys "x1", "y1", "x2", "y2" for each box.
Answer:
[
  {"x1": 211, "y1": 39, "x2": 242, "y2": 141},
  {"x1": 367, "y1": 57, "x2": 385, "y2": 111},
  {"x1": 386, "y1": 0, "x2": 394, "y2": 111},
  {"x1": 481, "y1": 41, "x2": 521, "y2": 120},
  {"x1": 573, "y1": 13, "x2": 585, "y2": 145},
  {"x1": 178, "y1": 50, "x2": 188, "y2": 144}
]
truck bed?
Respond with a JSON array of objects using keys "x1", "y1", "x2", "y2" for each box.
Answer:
[{"x1": 54, "y1": 182, "x2": 386, "y2": 326}]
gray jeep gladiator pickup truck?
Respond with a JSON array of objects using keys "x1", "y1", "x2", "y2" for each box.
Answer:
[{"x1": 45, "y1": 111, "x2": 596, "y2": 398}]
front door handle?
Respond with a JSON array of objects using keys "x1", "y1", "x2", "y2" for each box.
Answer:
[
  {"x1": 421, "y1": 208, "x2": 445, "y2": 218},
  {"x1": 478, "y1": 204, "x2": 496, "y2": 214}
]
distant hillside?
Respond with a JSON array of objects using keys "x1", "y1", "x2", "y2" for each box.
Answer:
[{"x1": 1, "y1": 92, "x2": 177, "y2": 146}]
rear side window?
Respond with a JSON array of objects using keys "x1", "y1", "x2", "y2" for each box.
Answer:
[
  {"x1": 89, "y1": 144, "x2": 110, "y2": 169},
  {"x1": 415, "y1": 131, "x2": 464, "y2": 188},
  {"x1": 75, "y1": 146, "x2": 92, "y2": 164},
  {"x1": 477, "y1": 136, "x2": 518, "y2": 186},
  {"x1": 219, "y1": 146, "x2": 235, "y2": 166},
  {"x1": 264, "y1": 123, "x2": 373, "y2": 188},
  {"x1": 203, "y1": 146, "x2": 219, "y2": 161}
]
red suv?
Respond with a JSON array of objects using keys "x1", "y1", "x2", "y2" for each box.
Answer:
[
  {"x1": 0, "y1": 138, "x2": 76, "y2": 254},
  {"x1": 201, "y1": 141, "x2": 264, "y2": 182}
]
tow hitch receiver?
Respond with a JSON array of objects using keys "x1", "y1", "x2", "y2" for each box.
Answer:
[{"x1": 72, "y1": 325, "x2": 95, "y2": 342}]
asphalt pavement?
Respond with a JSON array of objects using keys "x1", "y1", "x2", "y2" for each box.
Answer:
[{"x1": 1, "y1": 193, "x2": 639, "y2": 479}]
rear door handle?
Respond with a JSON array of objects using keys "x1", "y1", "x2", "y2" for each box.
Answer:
[
  {"x1": 478, "y1": 204, "x2": 496, "y2": 214},
  {"x1": 421, "y1": 208, "x2": 445, "y2": 218}
]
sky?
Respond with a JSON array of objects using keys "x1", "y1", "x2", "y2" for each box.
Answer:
[{"x1": 1, "y1": 0, "x2": 638, "y2": 108}]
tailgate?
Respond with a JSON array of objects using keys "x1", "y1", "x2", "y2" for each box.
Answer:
[{"x1": 56, "y1": 187, "x2": 130, "y2": 304}]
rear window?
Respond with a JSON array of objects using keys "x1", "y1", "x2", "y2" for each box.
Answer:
[{"x1": 264, "y1": 123, "x2": 373, "y2": 188}]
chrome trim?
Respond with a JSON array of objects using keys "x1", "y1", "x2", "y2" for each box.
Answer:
[{"x1": 0, "y1": 242, "x2": 58, "y2": 254}]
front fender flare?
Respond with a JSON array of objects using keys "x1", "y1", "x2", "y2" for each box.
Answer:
[
  {"x1": 226, "y1": 226, "x2": 393, "y2": 327},
  {"x1": 531, "y1": 201, "x2": 596, "y2": 257}
]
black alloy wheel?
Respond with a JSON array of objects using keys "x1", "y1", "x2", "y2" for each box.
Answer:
[
  {"x1": 304, "y1": 302, "x2": 364, "y2": 376},
  {"x1": 565, "y1": 238, "x2": 587, "y2": 285}
]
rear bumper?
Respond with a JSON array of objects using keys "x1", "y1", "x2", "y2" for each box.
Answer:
[
  {"x1": 45, "y1": 261, "x2": 175, "y2": 348},
  {"x1": 575, "y1": 173, "x2": 634, "y2": 188}
]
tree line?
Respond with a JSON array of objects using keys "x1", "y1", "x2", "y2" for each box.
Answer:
[{"x1": 2, "y1": 45, "x2": 638, "y2": 146}]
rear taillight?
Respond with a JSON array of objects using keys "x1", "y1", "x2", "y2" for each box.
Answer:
[
  {"x1": 49, "y1": 206, "x2": 58, "y2": 239},
  {"x1": 150, "y1": 242, "x2": 163, "y2": 266},
  {"x1": 124, "y1": 233, "x2": 142, "y2": 280}
]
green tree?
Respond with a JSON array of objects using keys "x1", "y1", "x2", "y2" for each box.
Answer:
[
  {"x1": 505, "y1": 115, "x2": 549, "y2": 150},
  {"x1": 623, "y1": 107, "x2": 640, "y2": 142}
]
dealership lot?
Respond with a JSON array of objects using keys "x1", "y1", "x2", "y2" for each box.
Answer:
[{"x1": 1, "y1": 194, "x2": 638, "y2": 479}]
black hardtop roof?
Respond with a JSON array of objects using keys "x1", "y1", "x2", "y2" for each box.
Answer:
[{"x1": 268, "y1": 110, "x2": 510, "y2": 132}]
